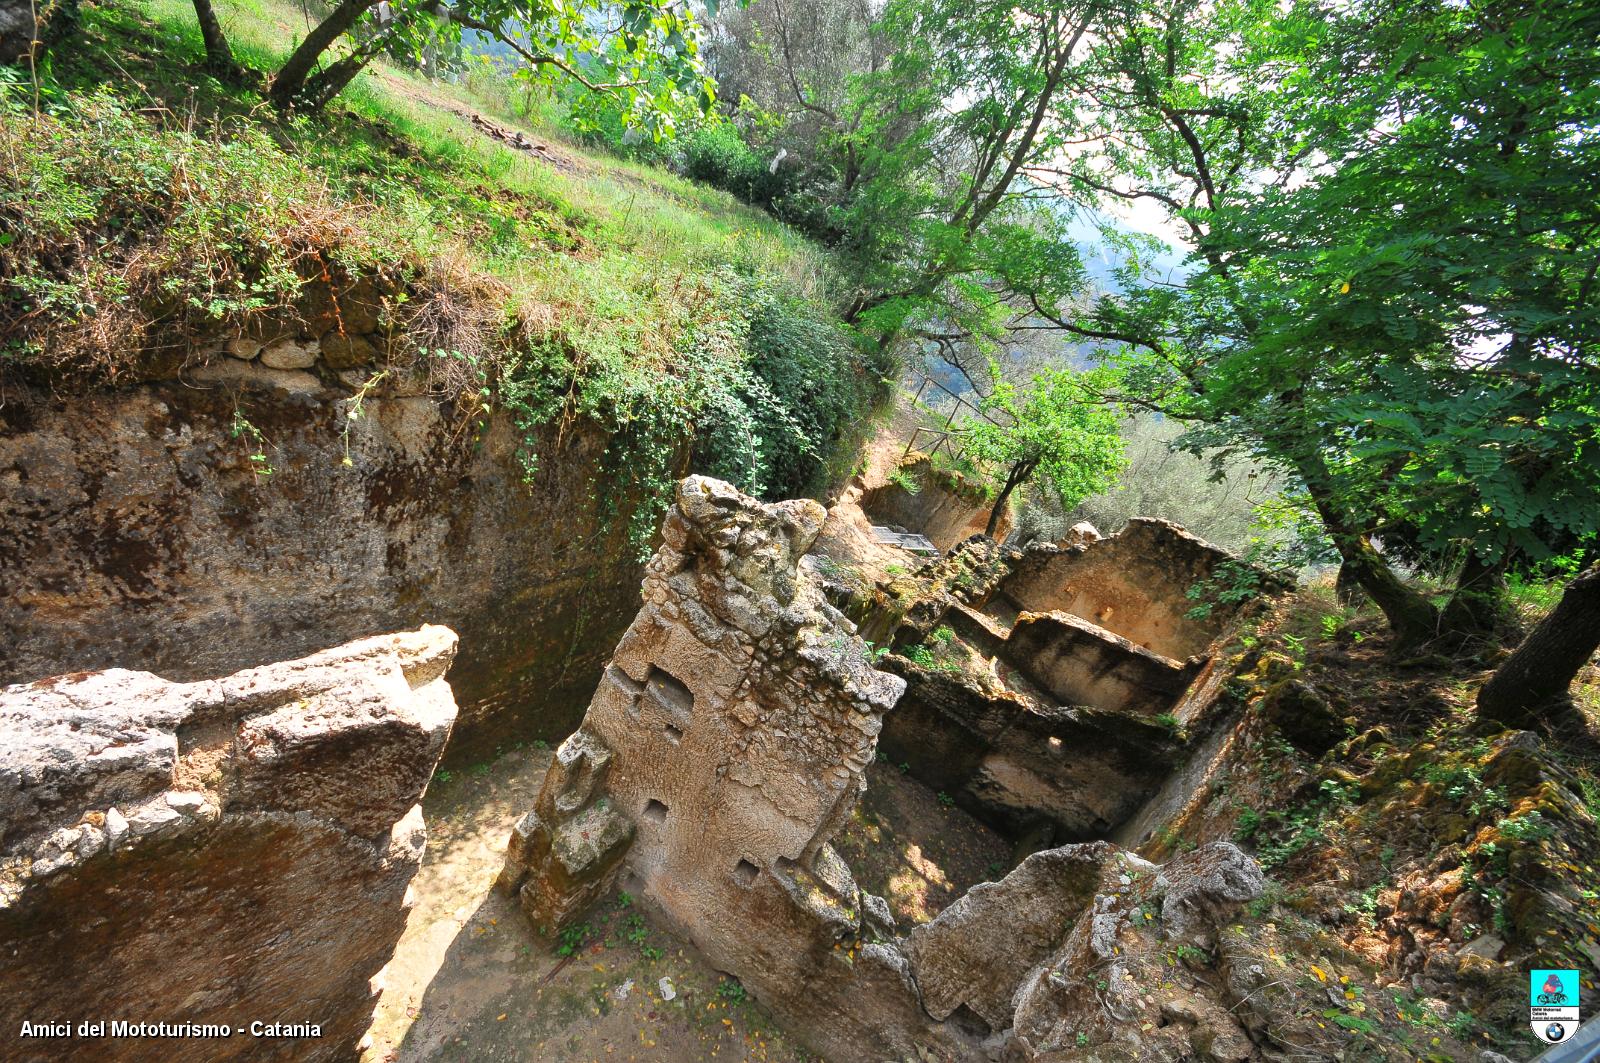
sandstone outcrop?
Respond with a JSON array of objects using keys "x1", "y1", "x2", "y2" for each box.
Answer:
[
  {"x1": 500, "y1": 477, "x2": 1268, "y2": 1060},
  {"x1": 0, "y1": 626, "x2": 459, "y2": 1062},
  {"x1": 998, "y1": 517, "x2": 1273, "y2": 659},
  {"x1": 0, "y1": 297, "x2": 657, "y2": 759}
]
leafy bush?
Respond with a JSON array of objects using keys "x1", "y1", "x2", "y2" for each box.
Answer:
[
  {"x1": 677, "y1": 118, "x2": 839, "y2": 240},
  {"x1": 694, "y1": 270, "x2": 879, "y2": 503}
]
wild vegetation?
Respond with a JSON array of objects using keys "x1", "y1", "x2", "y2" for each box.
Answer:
[
  {"x1": 0, "y1": 0, "x2": 887, "y2": 552},
  {"x1": 680, "y1": 0, "x2": 1599, "y2": 713},
  {"x1": 2, "y1": 0, "x2": 1598, "y2": 1059}
]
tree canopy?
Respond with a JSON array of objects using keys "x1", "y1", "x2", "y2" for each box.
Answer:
[
  {"x1": 689, "y1": 0, "x2": 1598, "y2": 648},
  {"x1": 192, "y1": 0, "x2": 718, "y2": 120},
  {"x1": 960, "y1": 364, "x2": 1126, "y2": 537}
]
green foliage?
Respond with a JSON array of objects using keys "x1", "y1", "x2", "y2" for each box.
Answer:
[
  {"x1": 715, "y1": 978, "x2": 747, "y2": 1006},
  {"x1": 556, "y1": 921, "x2": 593, "y2": 957},
  {"x1": 10, "y1": 0, "x2": 880, "y2": 555},
  {"x1": 276, "y1": 0, "x2": 717, "y2": 125},
  {"x1": 959, "y1": 361, "x2": 1126, "y2": 519},
  {"x1": 228, "y1": 406, "x2": 276, "y2": 479},
  {"x1": 1324, "y1": 1011, "x2": 1378, "y2": 1036},
  {"x1": 1067, "y1": 0, "x2": 1600, "y2": 628},
  {"x1": 1185, "y1": 560, "x2": 1272, "y2": 621},
  {"x1": 1059, "y1": 414, "x2": 1282, "y2": 555},
  {"x1": 1233, "y1": 808, "x2": 1260, "y2": 840},
  {"x1": 887, "y1": 467, "x2": 922, "y2": 495}
]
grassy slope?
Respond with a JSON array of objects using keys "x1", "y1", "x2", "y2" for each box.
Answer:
[
  {"x1": 2, "y1": 0, "x2": 837, "y2": 391},
  {"x1": 2, "y1": 0, "x2": 876, "y2": 544}
]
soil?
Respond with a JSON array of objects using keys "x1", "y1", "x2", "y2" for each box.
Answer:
[
  {"x1": 835, "y1": 763, "x2": 1012, "y2": 927},
  {"x1": 362, "y1": 747, "x2": 810, "y2": 1063}
]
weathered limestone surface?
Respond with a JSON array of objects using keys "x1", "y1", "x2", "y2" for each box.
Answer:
[
  {"x1": 996, "y1": 517, "x2": 1256, "y2": 659},
  {"x1": 0, "y1": 626, "x2": 459, "y2": 1062},
  {"x1": 0, "y1": 301, "x2": 656, "y2": 760},
  {"x1": 501, "y1": 477, "x2": 1269, "y2": 1060},
  {"x1": 860, "y1": 454, "x2": 1011, "y2": 551},
  {"x1": 1008, "y1": 843, "x2": 1264, "y2": 1060},
  {"x1": 879, "y1": 654, "x2": 1183, "y2": 839},
  {"x1": 904, "y1": 842, "x2": 1123, "y2": 1029},
  {"x1": 500, "y1": 476, "x2": 965, "y2": 1060},
  {"x1": 1007, "y1": 609, "x2": 1199, "y2": 716}
]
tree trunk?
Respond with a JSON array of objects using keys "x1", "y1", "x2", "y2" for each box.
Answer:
[
  {"x1": 299, "y1": 36, "x2": 384, "y2": 108},
  {"x1": 1442, "y1": 549, "x2": 1510, "y2": 637},
  {"x1": 268, "y1": 0, "x2": 378, "y2": 109},
  {"x1": 985, "y1": 461, "x2": 1032, "y2": 539},
  {"x1": 192, "y1": 0, "x2": 243, "y2": 80},
  {"x1": 1295, "y1": 455, "x2": 1438, "y2": 648},
  {"x1": 1335, "y1": 559, "x2": 1365, "y2": 606},
  {"x1": 1477, "y1": 564, "x2": 1600, "y2": 727}
]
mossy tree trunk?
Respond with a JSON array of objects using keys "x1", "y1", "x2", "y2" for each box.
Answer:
[
  {"x1": 268, "y1": 0, "x2": 377, "y2": 109},
  {"x1": 1294, "y1": 454, "x2": 1439, "y2": 649},
  {"x1": 1477, "y1": 564, "x2": 1600, "y2": 727},
  {"x1": 1442, "y1": 549, "x2": 1510, "y2": 637}
]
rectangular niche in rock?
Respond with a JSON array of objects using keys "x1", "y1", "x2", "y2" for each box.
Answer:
[
  {"x1": 642, "y1": 798, "x2": 669, "y2": 824},
  {"x1": 644, "y1": 666, "x2": 694, "y2": 729}
]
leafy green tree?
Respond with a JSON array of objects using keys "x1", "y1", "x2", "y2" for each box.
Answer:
[
  {"x1": 1030, "y1": 0, "x2": 1600, "y2": 646},
  {"x1": 959, "y1": 364, "x2": 1126, "y2": 538},
  {"x1": 194, "y1": 0, "x2": 718, "y2": 118}
]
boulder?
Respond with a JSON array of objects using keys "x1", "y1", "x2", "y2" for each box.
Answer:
[
  {"x1": 1259, "y1": 678, "x2": 1344, "y2": 755},
  {"x1": 0, "y1": 627, "x2": 458, "y2": 1062}
]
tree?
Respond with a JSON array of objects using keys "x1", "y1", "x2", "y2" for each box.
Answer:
[
  {"x1": 232, "y1": 0, "x2": 717, "y2": 117},
  {"x1": 190, "y1": 0, "x2": 243, "y2": 81},
  {"x1": 959, "y1": 363, "x2": 1125, "y2": 538},
  {"x1": 1477, "y1": 565, "x2": 1600, "y2": 728},
  {"x1": 1026, "y1": 0, "x2": 1600, "y2": 647}
]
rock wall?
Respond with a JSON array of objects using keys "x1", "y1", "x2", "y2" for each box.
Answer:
[
  {"x1": 995, "y1": 518, "x2": 1249, "y2": 659},
  {"x1": 859, "y1": 455, "x2": 1010, "y2": 551},
  {"x1": 0, "y1": 626, "x2": 459, "y2": 1062},
  {"x1": 499, "y1": 478, "x2": 1267, "y2": 1061},
  {"x1": 0, "y1": 309, "x2": 657, "y2": 759},
  {"x1": 1007, "y1": 610, "x2": 1200, "y2": 716},
  {"x1": 878, "y1": 653, "x2": 1184, "y2": 840}
]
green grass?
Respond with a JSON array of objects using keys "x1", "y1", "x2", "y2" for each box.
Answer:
[{"x1": 2, "y1": 0, "x2": 879, "y2": 544}]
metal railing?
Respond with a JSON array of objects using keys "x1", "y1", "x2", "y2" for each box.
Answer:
[{"x1": 898, "y1": 372, "x2": 998, "y2": 464}]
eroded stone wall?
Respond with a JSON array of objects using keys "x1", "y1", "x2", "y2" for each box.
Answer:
[
  {"x1": 0, "y1": 307, "x2": 656, "y2": 759},
  {"x1": 499, "y1": 478, "x2": 1267, "y2": 1061},
  {"x1": 859, "y1": 455, "x2": 1010, "y2": 551},
  {"x1": 996, "y1": 518, "x2": 1248, "y2": 659},
  {"x1": 0, "y1": 626, "x2": 459, "y2": 1062}
]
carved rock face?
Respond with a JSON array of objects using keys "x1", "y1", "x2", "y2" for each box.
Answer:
[
  {"x1": 0, "y1": 626, "x2": 459, "y2": 1063},
  {"x1": 500, "y1": 478, "x2": 1269, "y2": 1062}
]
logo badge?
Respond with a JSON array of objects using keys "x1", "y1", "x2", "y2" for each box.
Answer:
[{"x1": 1531, "y1": 969, "x2": 1581, "y2": 1044}]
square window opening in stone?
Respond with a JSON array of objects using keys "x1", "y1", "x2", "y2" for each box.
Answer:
[
  {"x1": 643, "y1": 799, "x2": 668, "y2": 824},
  {"x1": 664, "y1": 723, "x2": 684, "y2": 744},
  {"x1": 733, "y1": 858, "x2": 760, "y2": 887}
]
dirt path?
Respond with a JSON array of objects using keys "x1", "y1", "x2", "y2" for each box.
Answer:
[
  {"x1": 371, "y1": 69, "x2": 588, "y2": 177},
  {"x1": 362, "y1": 748, "x2": 810, "y2": 1063}
]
